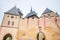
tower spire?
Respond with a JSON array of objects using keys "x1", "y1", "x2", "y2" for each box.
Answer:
[{"x1": 31, "y1": 7, "x2": 32, "y2": 12}]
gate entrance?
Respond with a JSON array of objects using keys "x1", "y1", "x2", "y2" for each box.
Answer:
[
  {"x1": 3, "y1": 34, "x2": 12, "y2": 40},
  {"x1": 37, "y1": 32, "x2": 45, "y2": 40}
]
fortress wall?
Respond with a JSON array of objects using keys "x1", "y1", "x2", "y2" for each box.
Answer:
[
  {"x1": 28, "y1": 17, "x2": 38, "y2": 28},
  {"x1": 1, "y1": 12, "x2": 60, "y2": 40},
  {"x1": 18, "y1": 18, "x2": 28, "y2": 39},
  {"x1": 18, "y1": 17, "x2": 39, "y2": 40},
  {"x1": 18, "y1": 16, "x2": 60, "y2": 40},
  {"x1": 40, "y1": 17, "x2": 60, "y2": 40},
  {"x1": 19, "y1": 18, "x2": 27, "y2": 30}
]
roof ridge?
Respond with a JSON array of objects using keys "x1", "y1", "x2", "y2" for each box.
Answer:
[
  {"x1": 42, "y1": 8, "x2": 53, "y2": 14},
  {"x1": 24, "y1": 10, "x2": 38, "y2": 18},
  {"x1": 5, "y1": 6, "x2": 23, "y2": 16},
  {"x1": 6, "y1": 6, "x2": 19, "y2": 15}
]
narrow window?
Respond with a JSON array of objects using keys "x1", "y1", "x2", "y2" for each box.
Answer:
[
  {"x1": 12, "y1": 21, "x2": 14, "y2": 25},
  {"x1": 11, "y1": 16, "x2": 14, "y2": 18},
  {"x1": 32, "y1": 16, "x2": 34, "y2": 19},
  {"x1": 7, "y1": 16, "x2": 9, "y2": 17},
  {"x1": 48, "y1": 14, "x2": 50, "y2": 16},
  {"x1": 8, "y1": 21, "x2": 10, "y2": 25}
]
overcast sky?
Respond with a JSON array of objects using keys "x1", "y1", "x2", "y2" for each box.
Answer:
[{"x1": 0, "y1": 0, "x2": 60, "y2": 25}]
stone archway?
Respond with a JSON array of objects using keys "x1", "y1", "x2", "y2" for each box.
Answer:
[
  {"x1": 3, "y1": 33, "x2": 12, "y2": 40},
  {"x1": 37, "y1": 31, "x2": 45, "y2": 40}
]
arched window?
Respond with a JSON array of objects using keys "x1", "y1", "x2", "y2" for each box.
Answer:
[
  {"x1": 37, "y1": 32, "x2": 45, "y2": 40},
  {"x1": 3, "y1": 33, "x2": 12, "y2": 40}
]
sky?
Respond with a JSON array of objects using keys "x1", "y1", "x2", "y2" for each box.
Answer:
[{"x1": 0, "y1": 0, "x2": 60, "y2": 25}]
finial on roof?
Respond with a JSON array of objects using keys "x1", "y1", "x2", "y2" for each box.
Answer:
[
  {"x1": 24, "y1": 7, "x2": 37, "y2": 18},
  {"x1": 31, "y1": 7, "x2": 32, "y2": 12}
]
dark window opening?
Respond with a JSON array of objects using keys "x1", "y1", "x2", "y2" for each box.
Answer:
[
  {"x1": 12, "y1": 21, "x2": 14, "y2": 25},
  {"x1": 7, "y1": 16, "x2": 9, "y2": 17},
  {"x1": 11, "y1": 16, "x2": 14, "y2": 18},
  {"x1": 48, "y1": 14, "x2": 50, "y2": 16},
  {"x1": 8, "y1": 21, "x2": 10, "y2": 25},
  {"x1": 32, "y1": 16, "x2": 34, "y2": 19}
]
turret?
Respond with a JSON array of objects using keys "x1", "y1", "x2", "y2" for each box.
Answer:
[{"x1": 1, "y1": 6, "x2": 23, "y2": 28}]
